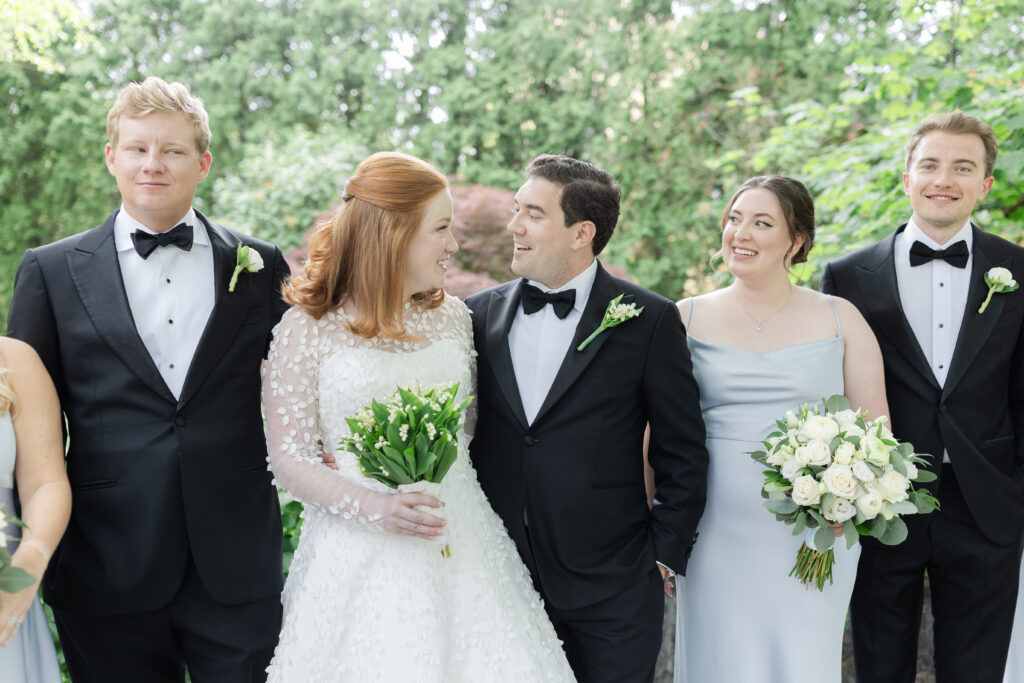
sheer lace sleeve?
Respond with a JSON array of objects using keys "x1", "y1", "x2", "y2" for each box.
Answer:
[
  {"x1": 263, "y1": 307, "x2": 391, "y2": 527},
  {"x1": 449, "y1": 297, "x2": 479, "y2": 440}
]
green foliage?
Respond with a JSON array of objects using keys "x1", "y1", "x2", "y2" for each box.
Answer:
[
  {"x1": 279, "y1": 491, "x2": 304, "y2": 577},
  {"x1": 211, "y1": 127, "x2": 367, "y2": 248}
]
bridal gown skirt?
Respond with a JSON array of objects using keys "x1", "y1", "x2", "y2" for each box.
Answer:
[
  {"x1": 675, "y1": 334, "x2": 859, "y2": 683},
  {"x1": 266, "y1": 456, "x2": 575, "y2": 683}
]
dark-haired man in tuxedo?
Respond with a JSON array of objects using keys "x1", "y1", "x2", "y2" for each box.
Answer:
[
  {"x1": 467, "y1": 154, "x2": 708, "y2": 683},
  {"x1": 821, "y1": 112, "x2": 1024, "y2": 682},
  {"x1": 7, "y1": 76, "x2": 290, "y2": 682}
]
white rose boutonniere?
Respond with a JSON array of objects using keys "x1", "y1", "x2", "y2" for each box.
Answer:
[
  {"x1": 576, "y1": 294, "x2": 643, "y2": 351},
  {"x1": 229, "y1": 244, "x2": 265, "y2": 293},
  {"x1": 978, "y1": 267, "x2": 1018, "y2": 314}
]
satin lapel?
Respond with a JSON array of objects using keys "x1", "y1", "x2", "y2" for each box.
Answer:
[
  {"x1": 942, "y1": 229, "x2": 1010, "y2": 399},
  {"x1": 67, "y1": 213, "x2": 176, "y2": 403},
  {"x1": 855, "y1": 230, "x2": 940, "y2": 392},
  {"x1": 484, "y1": 281, "x2": 529, "y2": 430},
  {"x1": 532, "y1": 264, "x2": 620, "y2": 425},
  {"x1": 178, "y1": 215, "x2": 250, "y2": 408}
]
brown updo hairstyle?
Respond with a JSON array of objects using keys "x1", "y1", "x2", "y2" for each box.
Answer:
[
  {"x1": 284, "y1": 151, "x2": 449, "y2": 339},
  {"x1": 721, "y1": 175, "x2": 815, "y2": 266}
]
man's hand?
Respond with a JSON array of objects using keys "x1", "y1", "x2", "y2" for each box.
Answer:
[
  {"x1": 318, "y1": 439, "x2": 339, "y2": 471},
  {"x1": 658, "y1": 564, "x2": 676, "y2": 598}
]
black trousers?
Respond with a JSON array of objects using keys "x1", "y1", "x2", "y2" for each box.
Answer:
[
  {"x1": 54, "y1": 554, "x2": 281, "y2": 683},
  {"x1": 851, "y1": 465, "x2": 1023, "y2": 683},
  {"x1": 544, "y1": 567, "x2": 664, "y2": 683}
]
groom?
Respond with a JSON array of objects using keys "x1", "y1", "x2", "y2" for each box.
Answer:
[
  {"x1": 466, "y1": 154, "x2": 708, "y2": 682},
  {"x1": 7, "y1": 77, "x2": 290, "y2": 681},
  {"x1": 821, "y1": 112, "x2": 1024, "y2": 682}
]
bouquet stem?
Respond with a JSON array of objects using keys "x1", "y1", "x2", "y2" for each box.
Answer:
[{"x1": 789, "y1": 542, "x2": 834, "y2": 591}]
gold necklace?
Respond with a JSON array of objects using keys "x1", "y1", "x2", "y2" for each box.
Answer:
[{"x1": 733, "y1": 284, "x2": 792, "y2": 333}]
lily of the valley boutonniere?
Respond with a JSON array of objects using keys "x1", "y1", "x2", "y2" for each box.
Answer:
[
  {"x1": 978, "y1": 267, "x2": 1018, "y2": 314},
  {"x1": 577, "y1": 294, "x2": 643, "y2": 351},
  {"x1": 228, "y1": 244, "x2": 264, "y2": 293}
]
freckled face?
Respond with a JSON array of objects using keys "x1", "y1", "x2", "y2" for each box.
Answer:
[
  {"x1": 105, "y1": 111, "x2": 211, "y2": 231},
  {"x1": 403, "y1": 190, "x2": 458, "y2": 299},
  {"x1": 721, "y1": 187, "x2": 802, "y2": 278},
  {"x1": 903, "y1": 131, "x2": 993, "y2": 239}
]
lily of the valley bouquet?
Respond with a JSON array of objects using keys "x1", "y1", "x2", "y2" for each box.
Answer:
[
  {"x1": 0, "y1": 503, "x2": 34, "y2": 593},
  {"x1": 339, "y1": 382, "x2": 472, "y2": 558},
  {"x1": 750, "y1": 395, "x2": 939, "y2": 590}
]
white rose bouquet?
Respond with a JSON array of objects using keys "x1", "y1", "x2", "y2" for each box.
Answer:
[
  {"x1": 339, "y1": 382, "x2": 473, "y2": 558},
  {"x1": 0, "y1": 503, "x2": 35, "y2": 593},
  {"x1": 750, "y1": 395, "x2": 939, "y2": 590}
]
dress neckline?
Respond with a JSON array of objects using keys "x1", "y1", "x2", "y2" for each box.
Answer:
[{"x1": 686, "y1": 333, "x2": 842, "y2": 356}]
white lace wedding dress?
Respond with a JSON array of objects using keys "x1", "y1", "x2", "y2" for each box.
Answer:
[{"x1": 262, "y1": 295, "x2": 574, "y2": 682}]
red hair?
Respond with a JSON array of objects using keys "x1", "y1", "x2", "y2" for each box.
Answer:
[{"x1": 284, "y1": 152, "x2": 449, "y2": 339}]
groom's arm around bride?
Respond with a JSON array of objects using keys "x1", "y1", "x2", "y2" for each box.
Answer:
[{"x1": 467, "y1": 154, "x2": 709, "y2": 683}]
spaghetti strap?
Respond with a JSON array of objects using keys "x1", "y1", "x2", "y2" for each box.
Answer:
[
  {"x1": 825, "y1": 294, "x2": 843, "y2": 338},
  {"x1": 684, "y1": 297, "x2": 695, "y2": 327}
]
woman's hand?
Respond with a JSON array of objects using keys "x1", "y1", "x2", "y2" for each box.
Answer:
[
  {"x1": 372, "y1": 491, "x2": 446, "y2": 540},
  {"x1": 0, "y1": 554, "x2": 42, "y2": 647}
]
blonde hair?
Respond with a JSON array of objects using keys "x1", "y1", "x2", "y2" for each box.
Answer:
[
  {"x1": 106, "y1": 76, "x2": 212, "y2": 154},
  {"x1": 284, "y1": 151, "x2": 449, "y2": 339},
  {"x1": 905, "y1": 111, "x2": 999, "y2": 177},
  {"x1": 0, "y1": 368, "x2": 16, "y2": 417}
]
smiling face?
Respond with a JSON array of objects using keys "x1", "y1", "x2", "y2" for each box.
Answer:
[
  {"x1": 506, "y1": 176, "x2": 593, "y2": 289},
  {"x1": 402, "y1": 189, "x2": 457, "y2": 300},
  {"x1": 721, "y1": 187, "x2": 804, "y2": 279},
  {"x1": 105, "y1": 111, "x2": 212, "y2": 232},
  {"x1": 903, "y1": 130, "x2": 994, "y2": 243}
]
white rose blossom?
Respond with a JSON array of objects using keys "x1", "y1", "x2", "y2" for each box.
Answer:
[
  {"x1": 823, "y1": 496, "x2": 857, "y2": 523},
  {"x1": 852, "y1": 460, "x2": 876, "y2": 482},
  {"x1": 905, "y1": 462, "x2": 919, "y2": 480},
  {"x1": 833, "y1": 442, "x2": 856, "y2": 465},
  {"x1": 842, "y1": 422, "x2": 865, "y2": 438},
  {"x1": 822, "y1": 464, "x2": 858, "y2": 499},
  {"x1": 791, "y1": 475, "x2": 822, "y2": 506},
  {"x1": 781, "y1": 458, "x2": 804, "y2": 481},
  {"x1": 833, "y1": 409, "x2": 859, "y2": 427},
  {"x1": 801, "y1": 415, "x2": 841, "y2": 442},
  {"x1": 876, "y1": 470, "x2": 910, "y2": 503},
  {"x1": 855, "y1": 488, "x2": 885, "y2": 520},
  {"x1": 793, "y1": 446, "x2": 813, "y2": 467},
  {"x1": 861, "y1": 436, "x2": 892, "y2": 467},
  {"x1": 805, "y1": 440, "x2": 832, "y2": 467}
]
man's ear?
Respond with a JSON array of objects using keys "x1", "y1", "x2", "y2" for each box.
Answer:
[{"x1": 572, "y1": 220, "x2": 596, "y2": 251}]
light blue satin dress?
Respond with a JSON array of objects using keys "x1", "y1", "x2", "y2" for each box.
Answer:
[
  {"x1": 0, "y1": 411, "x2": 62, "y2": 682},
  {"x1": 675, "y1": 297, "x2": 860, "y2": 683}
]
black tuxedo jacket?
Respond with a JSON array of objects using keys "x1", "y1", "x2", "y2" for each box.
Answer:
[
  {"x1": 6, "y1": 210, "x2": 290, "y2": 615},
  {"x1": 821, "y1": 225, "x2": 1024, "y2": 546},
  {"x1": 466, "y1": 263, "x2": 708, "y2": 611}
]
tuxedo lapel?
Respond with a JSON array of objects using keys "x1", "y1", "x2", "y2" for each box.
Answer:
[
  {"x1": 67, "y1": 213, "x2": 176, "y2": 403},
  {"x1": 484, "y1": 281, "x2": 530, "y2": 430},
  {"x1": 854, "y1": 229, "x2": 940, "y2": 392},
  {"x1": 178, "y1": 214, "x2": 250, "y2": 408},
  {"x1": 942, "y1": 228, "x2": 1011, "y2": 399},
  {"x1": 532, "y1": 264, "x2": 620, "y2": 425}
]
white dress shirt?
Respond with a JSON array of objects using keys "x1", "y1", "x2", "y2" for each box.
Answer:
[
  {"x1": 509, "y1": 259, "x2": 598, "y2": 425},
  {"x1": 895, "y1": 219, "x2": 973, "y2": 462},
  {"x1": 114, "y1": 208, "x2": 216, "y2": 399}
]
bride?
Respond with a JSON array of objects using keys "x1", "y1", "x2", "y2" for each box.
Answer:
[{"x1": 262, "y1": 151, "x2": 574, "y2": 682}]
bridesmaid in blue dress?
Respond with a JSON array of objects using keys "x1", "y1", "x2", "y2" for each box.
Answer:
[
  {"x1": 673, "y1": 176, "x2": 889, "y2": 683},
  {"x1": 0, "y1": 337, "x2": 71, "y2": 682}
]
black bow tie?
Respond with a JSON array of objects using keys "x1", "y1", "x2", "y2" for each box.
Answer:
[
  {"x1": 521, "y1": 283, "x2": 576, "y2": 319},
  {"x1": 909, "y1": 240, "x2": 968, "y2": 268},
  {"x1": 131, "y1": 223, "x2": 194, "y2": 260}
]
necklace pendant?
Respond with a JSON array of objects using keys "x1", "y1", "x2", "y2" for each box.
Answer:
[{"x1": 755, "y1": 322, "x2": 764, "y2": 332}]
